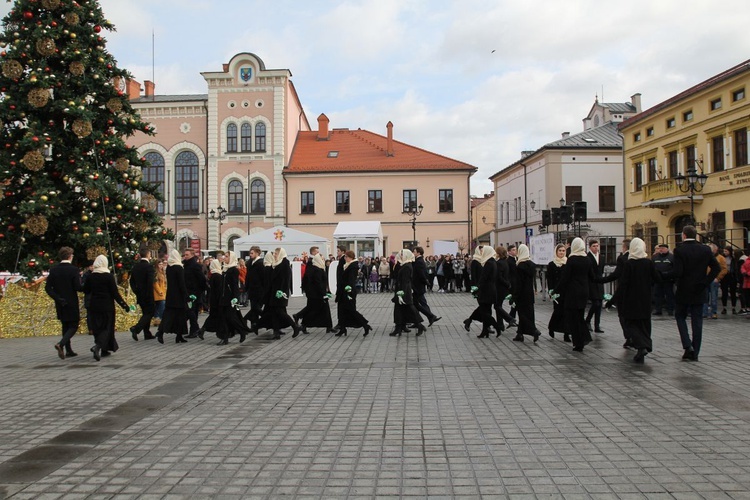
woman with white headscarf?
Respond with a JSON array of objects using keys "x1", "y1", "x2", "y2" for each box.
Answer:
[
  {"x1": 555, "y1": 238, "x2": 594, "y2": 352},
  {"x1": 268, "y1": 248, "x2": 300, "y2": 339},
  {"x1": 464, "y1": 245, "x2": 500, "y2": 338},
  {"x1": 547, "y1": 244, "x2": 568, "y2": 341},
  {"x1": 336, "y1": 250, "x2": 372, "y2": 337},
  {"x1": 619, "y1": 238, "x2": 662, "y2": 363},
  {"x1": 297, "y1": 253, "x2": 334, "y2": 334},
  {"x1": 199, "y1": 258, "x2": 227, "y2": 341},
  {"x1": 389, "y1": 249, "x2": 425, "y2": 337},
  {"x1": 82, "y1": 254, "x2": 130, "y2": 361},
  {"x1": 216, "y1": 251, "x2": 251, "y2": 345},
  {"x1": 156, "y1": 249, "x2": 189, "y2": 344},
  {"x1": 512, "y1": 244, "x2": 541, "y2": 343}
]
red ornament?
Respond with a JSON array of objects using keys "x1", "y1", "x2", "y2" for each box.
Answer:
[
  {"x1": 0, "y1": 234, "x2": 4, "y2": 239},
  {"x1": 94, "y1": 26, "x2": 102, "y2": 33},
  {"x1": 32, "y1": 136, "x2": 39, "y2": 142},
  {"x1": 104, "y1": 196, "x2": 109, "y2": 202},
  {"x1": 116, "y1": 262, "x2": 123, "y2": 269},
  {"x1": 8, "y1": 225, "x2": 15, "y2": 231},
  {"x1": 51, "y1": 21, "x2": 57, "y2": 27},
  {"x1": 28, "y1": 261, "x2": 36, "y2": 267},
  {"x1": 23, "y1": 11, "x2": 33, "y2": 20}
]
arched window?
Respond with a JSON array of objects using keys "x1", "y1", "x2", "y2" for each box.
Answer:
[
  {"x1": 175, "y1": 151, "x2": 199, "y2": 215},
  {"x1": 250, "y1": 179, "x2": 266, "y2": 214},
  {"x1": 227, "y1": 179, "x2": 243, "y2": 214},
  {"x1": 255, "y1": 123, "x2": 266, "y2": 152},
  {"x1": 240, "y1": 123, "x2": 252, "y2": 152},
  {"x1": 228, "y1": 235, "x2": 240, "y2": 252},
  {"x1": 142, "y1": 152, "x2": 165, "y2": 215},
  {"x1": 226, "y1": 123, "x2": 237, "y2": 152}
]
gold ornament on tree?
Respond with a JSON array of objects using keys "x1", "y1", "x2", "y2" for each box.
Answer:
[
  {"x1": 28, "y1": 88, "x2": 50, "y2": 108},
  {"x1": 114, "y1": 157, "x2": 129, "y2": 172},
  {"x1": 86, "y1": 245, "x2": 107, "y2": 262},
  {"x1": 69, "y1": 61, "x2": 85, "y2": 76},
  {"x1": 133, "y1": 220, "x2": 149, "y2": 233},
  {"x1": 22, "y1": 150, "x2": 45, "y2": 171},
  {"x1": 106, "y1": 98, "x2": 123, "y2": 113},
  {"x1": 25, "y1": 215, "x2": 49, "y2": 236},
  {"x1": 35, "y1": 38, "x2": 56, "y2": 57},
  {"x1": 2, "y1": 60, "x2": 23, "y2": 79},
  {"x1": 41, "y1": 0, "x2": 61, "y2": 9},
  {"x1": 72, "y1": 119, "x2": 92, "y2": 138},
  {"x1": 85, "y1": 187, "x2": 100, "y2": 200},
  {"x1": 64, "y1": 12, "x2": 80, "y2": 25}
]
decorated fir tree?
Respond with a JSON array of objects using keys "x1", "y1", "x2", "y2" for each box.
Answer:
[{"x1": 0, "y1": 0, "x2": 170, "y2": 278}]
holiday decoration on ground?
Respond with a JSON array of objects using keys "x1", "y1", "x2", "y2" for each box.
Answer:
[{"x1": 0, "y1": 0, "x2": 173, "y2": 278}]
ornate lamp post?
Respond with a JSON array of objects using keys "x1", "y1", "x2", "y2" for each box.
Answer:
[
  {"x1": 208, "y1": 206, "x2": 228, "y2": 250},
  {"x1": 407, "y1": 203, "x2": 424, "y2": 245},
  {"x1": 674, "y1": 163, "x2": 708, "y2": 226}
]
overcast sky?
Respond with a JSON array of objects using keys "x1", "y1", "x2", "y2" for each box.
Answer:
[{"x1": 4, "y1": 0, "x2": 750, "y2": 195}]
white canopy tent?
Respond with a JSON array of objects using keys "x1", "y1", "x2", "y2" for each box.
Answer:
[
  {"x1": 333, "y1": 221, "x2": 384, "y2": 258},
  {"x1": 232, "y1": 226, "x2": 329, "y2": 259}
]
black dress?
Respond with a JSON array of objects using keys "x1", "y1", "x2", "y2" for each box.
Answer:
[
  {"x1": 337, "y1": 261, "x2": 369, "y2": 330},
  {"x1": 201, "y1": 273, "x2": 227, "y2": 338},
  {"x1": 269, "y1": 259, "x2": 296, "y2": 333},
  {"x1": 468, "y1": 258, "x2": 499, "y2": 332},
  {"x1": 82, "y1": 272, "x2": 128, "y2": 354},
  {"x1": 393, "y1": 262, "x2": 423, "y2": 329},
  {"x1": 514, "y1": 260, "x2": 540, "y2": 339},
  {"x1": 220, "y1": 266, "x2": 251, "y2": 339},
  {"x1": 619, "y1": 259, "x2": 662, "y2": 352},
  {"x1": 546, "y1": 261, "x2": 566, "y2": 335},
  {"x1": 300, "y1": 265, "x2": 333, "y2": 329},
  {"x1": 556, "y1": 255, "x2": 594, "y2": 350},
  {"x1": 158, "y1": 265, "x2": 189, "y2": 338}
]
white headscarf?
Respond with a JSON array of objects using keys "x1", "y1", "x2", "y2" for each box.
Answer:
[
  {"x1": 209, "y1": 259, "x2": 223, "y2": 274},
  {"x1": 475, "y1": 246, "x2": 496, "y2": 266},
  {"x1": 167, "y1": 249, "x2": 183, "y2": 267},
  {"x1": 92, "y1": 254, "x2": 110, "y2": 274},
  {"x1": 517, "y1": 244, "x2": 531, "y2": 264},
  {"x1": 569, "y1": 238, "x2": 587, "y2": 257},
  {"x1": 263, "y1": 251, "x2": 274, "y2": 267},
  {"x1": 272, "y1": 247, "x2": 288, "y2": 268},
  {"x1": 628, "y1": 237, "x2": 648, "y2": 260},
  {"x1": 552, "y1": 244, "x2": 567, "y2": 267},
  {"x1": 312, "y1": 253, "x2": 325, "y2": 270},
  {"x1": 223, "y1": 250, "x2": 238, "y2": 270},
  {"x1": 400, "y1": 249, "x2": 415, "y2": 264}
]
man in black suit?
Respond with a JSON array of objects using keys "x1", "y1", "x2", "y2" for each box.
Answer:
[
  {"x1": 585, "y1": 239, "x2": 605, "y2": 333},
  {"x1": 673, "y1": 225, "x2": 720, "y2": 361},
  {"x1": 45, "y1": 246, "x2": 83, "y2": 359},
  {"x1": 332, "y1": 245, "x2": 347, "y2": 331},
  {"x1": 244, "y1": 246, "x2": 266, "y2": 333},
  {"x1": 293, "y1": 246, "x2": 320, "y2": 325},
  {"x1": 129, "y1": 244, "x2": 155, "y2": 340},
  {"x1": 412, "y1": 246, "x2": 441, "y2": 327},
  {"x1": 507, "y1": 244, "x2": 518, "y2": 320},
  {"x1": 183, "y1": 248, "x2": 208, "y2": 338}
]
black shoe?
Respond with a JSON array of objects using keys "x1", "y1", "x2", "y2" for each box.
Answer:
[
  {"x1": 100, "y1": 350, "x2": 111, "y2": 357},
  {"x1": 682, "y1": 349, "x2": 695, "y2": 360},
  {"x1": 415, "y1": 325, "x2": 424, "y2": 337},
  {"x1": 477, "y1": 331, "x2": 490, "y2": 338},
  {"x1": 240, "y1": 332, "x2": 247, "y2": 343},
  {"x1": 335, "y1": 328, "x2": 347, "y2": 337},
  {"x1": 55, "y1": 344, "x2": 65, "y2": 360},
  {"x1": 512, "y1": 335, "x2": 524, "y2": 342},
  {"x1": 463, "y1": 319, "x2": 471, "y2": 332},
  {"x1": 507, "y1": 321, "x2": 518, "y2": 328},
  {"x1": 217, "y1": 339, "x2": 229, "y2": 345},
  {"x1": 495, "y1": 329, "x2": 502, "y2": 338},
  {"x1": 388, "y1": 328, "x2": 402, "y2": 337},
  {"x1": 594, "y1": 327, "x2": 604, "y2": 333},
  {"x1": 326, "y1": 327, "x2": 336, "y2": 333},
  {"x1": 563, "y1": 334, "x2": 571, "y2": 343},
  {"x1": 292, "y1": 313, "x2": 300, "y2": 324},
  {"x1": 272, "y1": 331, "x2": 281, "y2": 340},
  {"x1": 634, "y1": 348, "x2": 647, "y2": 363},
  {"x1": 156, "y1": 332, "x2": 164, "y2": 344},
  {"x1": 533, "y1": 331, "x2": 540, "y2": 343},
  {"x1": 301, "y1": 326, "x2": 309, "y2": 334},
  {"x1": 363, "y1": 324, "x2": 372, "y2": 337},
  {"x1": 186, "y1": 332, "x2": 199, "y2": 339},
  {"x1": 652, "y1": 311, "x2": 662, "y2": 316},
  {"x1": 428, "y1": 316, "x2": 441, "y2": 327},
  {"x1": 143, "y1": 333, "x2": 155, "y2": 340},
  {"x1": 548, "y1": 330, "x2": 555, "y2": 338},
  {"x1": 130, "y1": 326, "x2": 138, "y2": 341},
  {"x1": 197, "y1": 328, "x2": 204, "y2": 340},
  {"x1": 292, "y1": 325, "x2": 301, "y2": 338},
  {"x1": 623, "y1": 339, "x2": 633, "y2": 349},
  {"x1": 91, "y1": 345, "x2": 101, "y2": 361},
  {"x1": 572, "y1": 346, "x2": 583, "y2": 352},
  {"x1": 65, "y1": 351, "x2": 78, "y2": 357},
  {"x1": 176, "y1": 335, "x2": 188, "y2": 343}
]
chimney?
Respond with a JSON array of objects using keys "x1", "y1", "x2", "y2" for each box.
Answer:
[
  {"x1": 631, "y1": 93, "x2": 642, "y2": 113},
  {"x1": 386, "y1": 121, "x2": 394, "y2": 156},
  {"x1": 126, "y1": 79, "x2": 141, "y2": 100},
  {"x1": 144, "y1": 80, "x2": 155, "y2": 98},
  {"x1": 317, "y1": 113, "x2": 329, "y2": 140},
  {"x1": 561, "y1": 131, "x2": 570, "y2": 139}
]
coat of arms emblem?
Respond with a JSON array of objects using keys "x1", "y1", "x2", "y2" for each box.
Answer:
[{"x1": 240, "y1": 67, "x2": 253, "y2": 82}]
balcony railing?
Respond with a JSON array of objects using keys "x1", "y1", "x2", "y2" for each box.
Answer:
[{"x1": 642, "y1": 178, "x2": 679, "y2": 202}]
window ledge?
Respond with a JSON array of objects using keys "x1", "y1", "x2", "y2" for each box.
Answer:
[{"x1": 300, "y1": 212, "x2": 316, "y2": 215}]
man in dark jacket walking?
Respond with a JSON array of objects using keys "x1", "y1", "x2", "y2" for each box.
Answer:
[
  {"x1": 45, "y1": 246, "x2": 83, "y2": 359},
  {"x1": 673, "y1": 225, "x2": 720, "y2": 361},
  {"x1": 243, "y1": 246, "x2": 266, "y2": 333},
  {"x1": 412, "y1": 247, "x2": 441, "y2": 326},
  {"x1": 585, "y1": 239, "x2": 605, "y2": 333},
  {"x1": 183, "y1": 248, "x2": 208, "y2": 338},
  {"x1": 129, "y1": 244, "x2": 155, "y2": 341},
  {"x1": 652, "y1": 243, "x2": 676, "y2": 315}
]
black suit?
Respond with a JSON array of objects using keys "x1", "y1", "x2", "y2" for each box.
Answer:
[
  {"x1": 45, "y1": 261, "x2": 82, "y2": 352},
  {"x1": 182, "y1": 257, "x2": 207, "y2": 334},
  {"x1": 412, "y1": 255, "x2": 436, "y2": 322},
  {"x1": 243, "y1": 257, "x2": 265, "y2": 328},
  {"x1": 585, "y1": 252, "x2": 605, "y2": 330},
  {"x1": 673, "y1": 239, "x2": 721, "y2": 357},
  {"x1": 129, "y1": 259, "x2": 155, "y2": 336},
  {"x1": 556, "y1": 255, "x2": 595, "y2": 349}
]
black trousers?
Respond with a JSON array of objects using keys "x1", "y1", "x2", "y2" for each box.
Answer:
[
  {"x1": 469, "y1": 303, "x2": 498, "y2": 331},
  {"x1": 133, "y1": 301, "x2": 154, "y2": 335},
  {"x1": 413, "y1": 293, "x2": 434, "y2": 321},
  {"x1": 585, "y1": 300, "x2": 602, "y2": 328},
  {"x1": 59, "y1": 319, "x2": 79, "y2": 351},
  {"x1": 187, "y1": 298, "x2": 200, "y2": 334}
]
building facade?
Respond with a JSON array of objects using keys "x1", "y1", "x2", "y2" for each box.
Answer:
[
  {"x1": 620, "y1": 60, "x2": 750, "y2": 251},
  {"x1": 126, "y1": 53, "x2": 310, "y2": 253},
  {"x1": 285, "y1": 115, "x2": 476, "y2": 256},
  {"x1": 471, "y1": 193, "x2": 496, "y2": 249},
  {"x1": 490, "y1": 97, "x2": 639, "y2": 263}
]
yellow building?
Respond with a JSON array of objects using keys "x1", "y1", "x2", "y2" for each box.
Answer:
[{"x1": 620, "y1": 59, "x2": 750, "y2": 250}]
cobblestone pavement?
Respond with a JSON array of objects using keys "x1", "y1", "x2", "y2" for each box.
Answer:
[{"x1": 2, "y1": 290, "x2": 750, "y2": 499}]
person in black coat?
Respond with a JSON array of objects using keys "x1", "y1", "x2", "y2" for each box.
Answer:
[
  {"x1": 199, "y1": 259, "x2": 227, "y2": 341},
  {"x1": 298, "y1": 253, "x2": 334, "y2": 333},
  {"x1": 129, "y1": 244, "x2": 155, "y2": 341},
  {"x1": 585, "y1": 239, "x2": 605, "y2": 333},
  {"x1": 217, "y1": 251, "x2": 251, "y2": 345},
  {"x1": 82, "y1": 255, "x2": 130, "y2": 361},
  {"x1": 268, "y1": 248, "x2": 300, "y2": 340},
  {"x1": 157, "y1": 249, "x2": 189, "y2": 344},
  {"x1": 618, "y1": 238, "x2": 662, "y2": 363},
  {"x1": 412, "y1": 246, "x2": 441, "y2": 326},
  {"x1": 389, "y1": 249, "x2": 425, "y2": 337},
  {"x1": 45, "y1": 246, "x2": 83, "y2": 359},
  {"x1": 182, "y1": 249, "x2": 208, "y2": 337},
  {"x1": 512, "y1": 244, "x2": 541, "y2": 343},
  {"x1": 546, "y1": 244, "x2": 567, "y2": 341},
  {"x1": 243, "y1": 245, "x2": 266, "y2": 333},
  {"x1": 492, "y1": 246, "x2": 516, "y2": 337},
  {"x1": 293, "y1": 246, "x2": 321, "y2": 326},
  {"x1": 597, "y1": 239, "x2": 630, "y2": 347},
  {"x1": 673, "y1": 225, "x2": 721, "y2": 361},
  {"x1": 556, "y1": 238, "x2": 595, "y2": 352},
  {"x1": 465, "y1": 246, "x2": 500, "y2": 338},
  {"x1": 336, "y1": 250, "x2": 372, "y2": 337},
  {"x1": 507, "y1": 245, "x2": 518, "y2": 319}
]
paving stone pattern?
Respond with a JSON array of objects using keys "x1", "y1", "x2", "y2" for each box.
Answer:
[{"x1": 2, "y1": 291, "x2": 750, "y2": 499}]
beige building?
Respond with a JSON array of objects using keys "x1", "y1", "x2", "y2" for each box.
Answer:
[
  {"x1": 285, "y1": 115, "x2": 476, "y2": 256},
  {"x1": 471, "y1": 193, "x2": 496, "y2": 248},
  {"x1": 620, "y1": 59, "x2": 750, "y2": 250}
]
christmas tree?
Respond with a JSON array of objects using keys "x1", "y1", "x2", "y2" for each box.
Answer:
[{"x1": 0, "y1": 0, "x2": 171, "y2": 279}]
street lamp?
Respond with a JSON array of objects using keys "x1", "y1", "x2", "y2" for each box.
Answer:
[
  {"x1": 209, "y1": 206, "x2": 228, "y2": 250},
  {"x1": 674, "y1": 162, "x2": 708, "y2": 225},
  {"x1": 407, "y1": 203, "x2": 424, "y2": 244}
]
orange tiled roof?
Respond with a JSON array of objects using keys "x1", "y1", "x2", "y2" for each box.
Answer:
[{"x1": 287, "y1": 129, "x2": 476, "y2": 173}]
